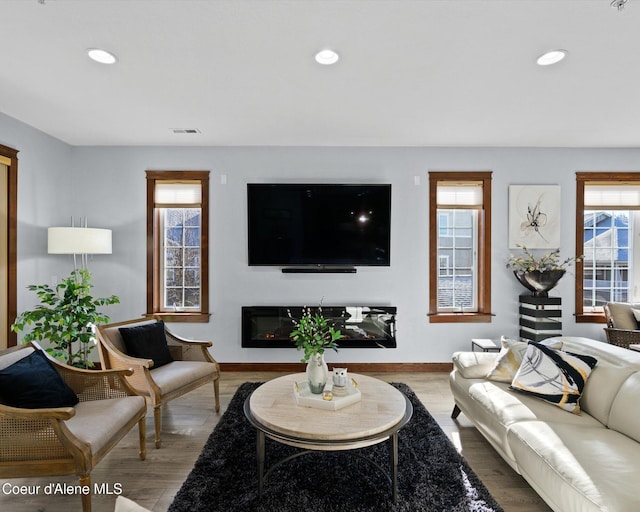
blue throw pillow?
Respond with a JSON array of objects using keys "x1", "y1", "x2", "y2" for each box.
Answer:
[
  {"x1": 0, "y1": 349, "x2": 79, "y2": 409},
  {"x1": 119, "y1": 321, "x2": 174, "y2": 369}
]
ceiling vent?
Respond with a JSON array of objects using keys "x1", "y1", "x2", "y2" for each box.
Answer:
[{"x1": 171, "y1": 128, "x2": 201, "y2": 134}]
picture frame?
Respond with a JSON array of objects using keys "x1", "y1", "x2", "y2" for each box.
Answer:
[{"x1": 508, "y1": 185, "x2": 561, "y2": 249}]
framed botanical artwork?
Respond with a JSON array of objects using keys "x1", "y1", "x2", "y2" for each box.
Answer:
[{"x1": 508, "y1": 185, "x2": 561, "y2": 249}]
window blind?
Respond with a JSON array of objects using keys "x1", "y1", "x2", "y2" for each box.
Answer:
[
  {"x1": 436, "y1": 182, "x2": 483, "y2": 209},
  {"x1": 155, "y1": 182, "x2": 202, "y2": 207},
  {"x1": 584, "y1": 183, "x2": 640, "y2": 209}
]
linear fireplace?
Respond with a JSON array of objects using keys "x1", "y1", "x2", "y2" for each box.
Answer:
[{"x1": 242, "y1": 306, "x2": 397, "y2": 349}]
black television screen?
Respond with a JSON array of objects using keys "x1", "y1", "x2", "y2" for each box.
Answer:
[{"x1": 247, "y1": 184, "x2": 391, "y2": 266}]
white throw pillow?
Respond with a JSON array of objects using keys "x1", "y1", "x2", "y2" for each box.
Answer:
[{"x1": 486, "y1": 336, "x2": 562, "y2": 383}]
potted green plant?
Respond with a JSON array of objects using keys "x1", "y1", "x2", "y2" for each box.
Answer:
[
  {"x1": 507, "y1": 245, "x2": 582, "y2": 297},
  {"x1": 288, "y1": 305, "x2": 344, "y2": 394},
  {"x1": 11, "y1": 269, "x2": 120, "y2": 368}
]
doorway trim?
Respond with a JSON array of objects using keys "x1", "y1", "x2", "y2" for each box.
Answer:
[{"x1": 1, "y1": 144, "x2": 18, "y2": 347}]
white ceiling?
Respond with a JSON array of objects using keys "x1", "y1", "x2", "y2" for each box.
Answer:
[{"x1": 1, "y1": 0, "x2": 639, "y2": 147}]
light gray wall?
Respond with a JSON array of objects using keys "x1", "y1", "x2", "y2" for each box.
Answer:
[
  {"x1": 4, "y1": 112, "x2": 639, "y2": 363},
  {"x1": 0, "y1": 113, "x2": 73, "y2": 303}
]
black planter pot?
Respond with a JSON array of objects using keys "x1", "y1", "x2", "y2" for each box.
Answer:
[{"x1": 513, "y1": 269, "x2": 566, "y2": 297}]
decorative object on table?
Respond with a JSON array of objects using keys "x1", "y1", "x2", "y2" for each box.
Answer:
[
  {"x1": 11, "y1": 269, "x2": 119, "y2": 368},
  {"x1": 333, "y1": 367, "x2": 348, "y2": 386},
  {"x1": 306, "y1": 352, "x2": 329, "y2": 394},
  {"x1": 332, "y1": 367, "x2": 350, "y2": 396},
  {"x1": 508, "y1": 185, "x2": 561, "y2": 249},
  {"x1": 288, "y1": 304, "x2": 344, "y2": 393},
  {"x1": 169, "y1": 382, "x2": 505, "y2": 512},
  {"x1": 293, "y1": 379, "x2": 361, "y2": 410},
  {"x1": 322, "y1": 381, "x2": 333, "y2": 401},
  {"x1": 507, "y1": 245, "x2": 582, "y2": 297}
]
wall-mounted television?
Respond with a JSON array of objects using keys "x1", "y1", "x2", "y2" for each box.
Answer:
[{"x1": 247, "y1": 183, "x2": 391, "y2": 267}]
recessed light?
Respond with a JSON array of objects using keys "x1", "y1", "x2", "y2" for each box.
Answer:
[
  {"x1": 536, "y1": 49, "x2": 568, "y2": 66},
  {"x1": 87, "y1": 48, "x2": 118, "y2": 65},
  {"x1": 315, "y1": 49, "x2": 339, "y2": 65}
]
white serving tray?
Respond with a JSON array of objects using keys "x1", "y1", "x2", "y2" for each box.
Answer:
[{"x1": 293, "y1": 380, "x2": 362, "y2": 411}]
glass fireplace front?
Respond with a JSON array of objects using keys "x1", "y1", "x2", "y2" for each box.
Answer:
[{"x1": 241, "y1": 306, "x2": 397, "y2": 349}]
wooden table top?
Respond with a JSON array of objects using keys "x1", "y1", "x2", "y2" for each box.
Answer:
[{"x1": 248, "y1": 373, "x2": 408, "y2": 443}]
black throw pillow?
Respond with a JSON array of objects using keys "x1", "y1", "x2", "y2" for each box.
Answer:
[
  {"x1": 0, "y1": 349, "x2": 79, "y2": 409},
  {"x1": 119, "y1": 321, "x2": 174, "y2": 369}
]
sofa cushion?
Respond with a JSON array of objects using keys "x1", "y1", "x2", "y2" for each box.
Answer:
[
  {"x1": 449, "y1": 373, "x2": 602, "y2": 466},
  {"x1": 486, "y1": 337, "x2": 562, "y2": 383},
  {"x1": 608, "y1": 371, "x2": 640, "y2": 443},
  {"x1": 510, "y1": 342, "x2": 597, "y2": 414},
  {"x1": 554, "y1": 337, "x2": 640, "y2": 424},
  {"x1": 507, "y1": 420, "x2": 640, "y2": 512},
  {"x1": 0, "y1": 349, "x2": 79, "y2": 409},
  {"x1": 119, "y1": 321, "x2": 173, "y2": 369}
]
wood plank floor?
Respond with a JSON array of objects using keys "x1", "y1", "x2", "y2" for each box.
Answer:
[{"x1": 0, "y1": 372, "x2": 552, "y2": 512}]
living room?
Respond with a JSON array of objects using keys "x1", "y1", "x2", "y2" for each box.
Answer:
[{"x1": 2, "y1": 1, "x2": 640, "y2": 512}]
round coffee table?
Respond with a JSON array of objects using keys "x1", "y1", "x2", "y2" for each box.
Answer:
[{"x1": 243, "y1": 373, "x2": 413, "y2": 501}]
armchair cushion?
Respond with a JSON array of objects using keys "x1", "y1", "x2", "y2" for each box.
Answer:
[
  {"x1": 119, "y1": 321, "x2": 173, "y2": 368},
  {"x1": 605, "y1": 302, "x2": 640, "y2": 330},
  {"x1": 0, "y1": 349, "x2": 79, "y2": 409},
  {"x1": 150, "y1": 361, "x2": 218, "y2": 395},
  {"x1": 64, "y1": 396, "x2": 146, "y2": 455}
]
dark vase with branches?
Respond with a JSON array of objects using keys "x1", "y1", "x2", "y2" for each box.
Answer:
[
  {"x1": 11, "y1": 269, "x2": 120, "y2": 368},
  {"x1": 507, "y1": 245, "x2": 582, "y2": 297}
]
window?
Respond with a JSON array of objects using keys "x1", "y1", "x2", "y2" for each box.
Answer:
[
  {"x1": 429, "y1": 171, "x2": 492, "y2": 322},
  {"x1": 575, "y1": 172, "x2": 640, "y2": 322},
  {"x1": 146, "y1": 171, "x2": 210, "y2": 322}
]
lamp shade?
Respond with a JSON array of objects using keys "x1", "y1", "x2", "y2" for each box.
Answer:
[{"x1": 48, "y1": 227, "x2": 112, "y2": 255}]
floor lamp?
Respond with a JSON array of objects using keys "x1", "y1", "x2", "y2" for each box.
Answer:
[{"x1": 47, "y1": 219, "x2": 112, "y2": 270}]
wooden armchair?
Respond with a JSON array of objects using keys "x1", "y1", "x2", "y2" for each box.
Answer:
[
  {"x1": 96, "y1": 318, "x2": 220, "y2": 448},
  {"x1": 0, "y1": 342, "x2": 147, "y2": 512},
  {"x1": 604, "y1": 302, "x2": 640, "y2": 349}
]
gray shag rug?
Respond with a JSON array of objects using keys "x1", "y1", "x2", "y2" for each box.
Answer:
[{"x1": 169, "y1": 382, "x2": 504, "y2": 512}]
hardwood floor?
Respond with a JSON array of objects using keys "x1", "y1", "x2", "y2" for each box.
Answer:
[{"x1": 0, "y1": 372, "x2": 552, "y2": 512}]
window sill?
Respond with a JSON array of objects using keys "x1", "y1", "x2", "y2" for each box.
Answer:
[
  {"x1": 428, "y1": 312, "x2": 493, "y2": 323},
  {"x1": 575, "y1": 312, "x2": 606, "y2": 324},
  {"x1": 145, "y1": 312, "x2": 211, "y2": 323}
]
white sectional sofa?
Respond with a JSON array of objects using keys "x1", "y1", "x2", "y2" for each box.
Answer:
[{"x1": 449, "y1": 337, "x2": 640, "y2": 512}]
